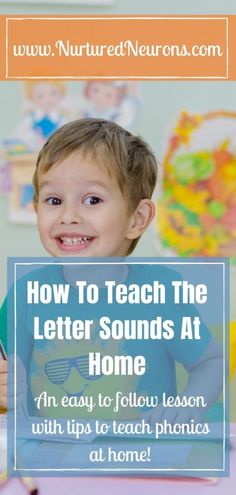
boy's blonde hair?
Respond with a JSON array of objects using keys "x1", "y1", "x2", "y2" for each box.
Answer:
[{"x1": 33, "y1": 118, "x2": 157, "y2": 253}]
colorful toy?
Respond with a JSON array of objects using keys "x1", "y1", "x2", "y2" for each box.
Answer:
[{"x1": 157, "y1": 111, "x2": 236, "y2": 259}]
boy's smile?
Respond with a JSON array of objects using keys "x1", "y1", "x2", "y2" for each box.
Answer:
[
  {"x1": 37, "y1": 152, "x2": 136, "y2": 257},
  {"x1": 55, "y1": 232, "x2": 94, "y2": 252}
]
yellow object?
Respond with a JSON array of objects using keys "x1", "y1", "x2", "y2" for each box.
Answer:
[
  {"x1": 0, "y1": 470, "x2": 7, "y2": 486},
  {"x1": 158, "y1": 111, "x2": 236, "y2": 258},
  {"x1": 172, "y1": 184, "x2": 209, "y2": 214}
]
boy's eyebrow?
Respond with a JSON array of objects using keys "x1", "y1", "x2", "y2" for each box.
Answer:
[{"x1": 39, "y1": 179, "x2": 111, "y2": 191}]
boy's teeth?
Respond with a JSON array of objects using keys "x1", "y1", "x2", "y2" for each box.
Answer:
[{"x1": 60, "y1": 236, "x2": 91, "y2": 245}]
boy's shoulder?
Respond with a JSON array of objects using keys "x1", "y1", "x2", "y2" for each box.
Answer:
[{"x1": 126, "y1": 262, "x2": 182, "y2": 293}]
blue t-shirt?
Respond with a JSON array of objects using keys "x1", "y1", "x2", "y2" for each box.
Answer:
[{"x1": 1, "y1": 263, "x2": 211, "y2": 419}]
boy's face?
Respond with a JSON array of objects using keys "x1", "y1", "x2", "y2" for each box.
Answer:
[
  {"x1": 37, "y1": 152, "x2": 135, "y2": 257},
  {"x1": 31, "y1": 83, "x2": 62, "y2": 113}
]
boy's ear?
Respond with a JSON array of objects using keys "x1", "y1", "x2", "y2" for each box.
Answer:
[{"x1": 127, "y1": 199, "x2": 155, "y2": 240}]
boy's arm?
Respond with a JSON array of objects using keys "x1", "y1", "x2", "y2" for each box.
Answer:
[
  {"x1": 144, "y1": 338, "x2": 224, "y2": 426},
  {"x1": 176, "y1": 338, "x2": 224, "y2": 421},
  {"x1": 0, "y1": 298, "x2": 28, "y2": 412}
]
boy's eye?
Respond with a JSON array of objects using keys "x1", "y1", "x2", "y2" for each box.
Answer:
[
  {"x1": 83, "y1": 196, "x2": 102, "y2": 206},
  {"x1": 46, "y1": 197, "x2": 61, "y2": 206}
]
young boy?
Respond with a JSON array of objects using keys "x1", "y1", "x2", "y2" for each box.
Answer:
[
  {"x1": 0, "y1": 118, "x2": 156, "y2": 412},
  {"x1": 0, "y1": 118, "x2": 222, "y2": 426}
]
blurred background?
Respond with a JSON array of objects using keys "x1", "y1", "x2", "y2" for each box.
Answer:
[{"x1": 0, "y1": 0, "x2": 235, "y2": 418}]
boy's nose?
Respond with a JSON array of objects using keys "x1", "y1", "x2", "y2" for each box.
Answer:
[{"x1": 59, "y1": 204, "x2": 83, "y2": 224}]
